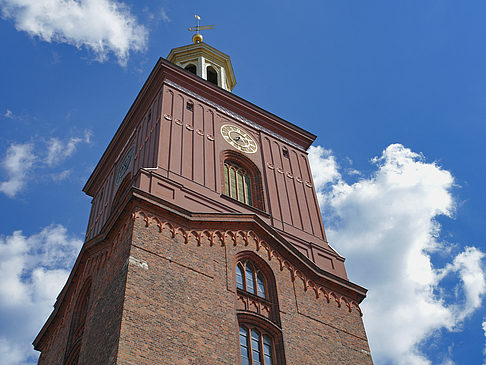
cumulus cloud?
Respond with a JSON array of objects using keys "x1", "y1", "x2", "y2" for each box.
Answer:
[
  {"x1": 46, "y1": 130, "x2": 91, "y2": 166},
  {"x1": 309, "y1": 143, "x2": 486, "y2": 365},
  {"x1": 308, "y1": 145, "x2": 341, "y2": 204},
  {"x1": 0, "y1": 225, "x2": 82, "y2": 365},
  {"x1": 0, "y1": 143, "x2": 35, "y2": 197},
  {"x1": 0, "y1": 131, "x2": 91, "y2": 197},
  {"x1": 0, "y1": 0, "x2": 148, "y2": 65}
]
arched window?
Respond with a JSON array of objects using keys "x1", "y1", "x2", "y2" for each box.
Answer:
[
  {"x1": 184, "y1": 64, "x2": 197, "y2": 75},
  {"x1": 235, "y1": 253, "x2": 286, "y2": 364},
  {"x1": 239, "y1": 325, "x2": 274, "y2": 365},
  {"x1": 64, "y1": 280, "x2": 91, "y2": 365},
  {"x1": 224, "y1": 161, "x2": 252, "y2": 206},
  {"x1": 236, "y1": 260, "x2": 266, "y2": 298},
  {"x1": 222, "y1": 151, "x2": 265, "y2": 211},
  {"x1": 207, "y1": 66, "x2": 218, "y2": 85}
]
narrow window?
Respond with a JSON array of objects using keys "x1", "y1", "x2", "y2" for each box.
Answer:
[
  {"x1": 251, "y1": 330, "x2": 262, "y2": 365},
  {"x1": 207, "y1": 66, "x2": 218, "y2": 85},
  {"x1": 186, "y1": 101, "x2": 194, "y2": 111},
  {"x1": 236, "y1": 263, "x2": 244, "y2": 290},
  {"x1": 257, "y1": 272, "x2": 266, "y2": 298},
  {"x1": 263, "y1": 335, "x2": 273, "y2": 365},
  {"x1": 245, "y1": 264, "x2": 255, "y2": 295},
  {"x1": 64, "y1": 281, "x2": 91, "y2": 364},
  {"x1": 185, "y1": 64, "x2": 197, "y2": 75},
  {"x1": 240, "y1": 326, "x2": 251, "y2": 365},
  {"x1": 282, "y1": 147, "x2": 289, "y2": 158}
]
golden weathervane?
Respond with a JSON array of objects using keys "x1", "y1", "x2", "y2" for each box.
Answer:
[{"x1": 188, "y1": 15, "x2": 214, "y2": 43}]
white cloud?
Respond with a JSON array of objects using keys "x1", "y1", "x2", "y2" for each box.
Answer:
[
  {"x1": 0, "y1": 131, "x2": 91, "y2": 197},
  {"x1": 483, "y1": 319, "x2": 486, "y2": 365},
  {"x1": 308, "y1": 145, "x2": 341, "y2": 205},
  {"x1": 0, "y1": 0, "x2": 148, "y2": 65},
  {"x1": 46, "y1": 130, "x2": 91, "y2": 166},
  {"x1": 309, "y1": 143, "x2": 486, "y2": 365},
  {"x1": 160, "y1": 8, "x2": 170, "y2": 23},
  {"x1": 3, "y1": 109, "x2": 14, "y2": 119},
  {"x1": 0, "y1": 143, "x2": 35, "y2": 197},
  {"x1": 51, "y1": 169, "x2": 71, "y2": 181},
  {"x1": 0, "y1": 225, "x2": 82, "y2": 365}
]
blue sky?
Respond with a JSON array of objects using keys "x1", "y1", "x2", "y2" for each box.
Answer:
[{"x1": 0, "y1": 1, "x2": 485, "y2": 364}]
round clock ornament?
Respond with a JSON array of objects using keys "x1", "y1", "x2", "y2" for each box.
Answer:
[
  {"x1": 115, "y1": 146, "x2": 135, "y2": 185},
  {"x1": 220, "y1": 124, "x2": 258, "y2": 154}
]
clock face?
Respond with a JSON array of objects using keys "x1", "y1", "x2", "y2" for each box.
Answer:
[
  {"x1": 115, "y1": 146, "x2": 135, "y2": 185},
  {"x1": 220, "y1": 124, "x2": 258, "y2": 154}
]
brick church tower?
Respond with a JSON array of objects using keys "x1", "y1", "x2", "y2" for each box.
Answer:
[{"x1": 33, "y1": 31, "x2": 373, "y2": 364}]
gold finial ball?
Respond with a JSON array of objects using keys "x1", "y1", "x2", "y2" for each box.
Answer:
[{"x1": 192, "y1": 33, "x2": 203, "y2": 43}]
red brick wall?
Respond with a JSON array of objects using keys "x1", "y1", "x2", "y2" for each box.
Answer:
[
  {"x1": 115, "y1": 207, "x2": 372, "y2": 364},
  {"x1": 37, "y1": 204, "x2": 371, "y2": 364},
  {"x1": 37, "y1": 215, "x2": 132, "y2": 365}
]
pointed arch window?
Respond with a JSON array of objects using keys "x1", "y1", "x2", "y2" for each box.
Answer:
[
  {"x1": 235, "y1": 253, "x2": 286, "y2": 364},
  {"x1": 236, "y1": 260, "x2": 266, "y2": 298},
  {"x1": 64, "y1": 280, "x2": 91, "y2": 365},
  {"x1": 222, "y1": 151, "x2": 265, "y2": 211}
]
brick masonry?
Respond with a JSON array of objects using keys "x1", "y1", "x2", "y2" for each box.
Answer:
[
  {"x1": 35, "y1": 199, "x2": 372, "y2": 364},
  {"x1": 116, "y1": 203, "x2": 372, "y2": 364}
]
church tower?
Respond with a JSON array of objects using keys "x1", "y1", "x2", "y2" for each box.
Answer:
[{"x1": 34, "y1": 27, "x2": 373, "y2": 364}]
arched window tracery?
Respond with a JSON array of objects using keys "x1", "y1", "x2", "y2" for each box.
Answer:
[
  {"x1": 236, "y1": 260, "x2": 266, "y2": 299},
  {"x1": 235, "y1": 253, "x2": 286, "y2": 364},
  {"x1": 222, "y1": 151, "x2": 265, "y2": 211},
  {"x1": 224, "y1": 161, "x2": 252, "y2": 207}
]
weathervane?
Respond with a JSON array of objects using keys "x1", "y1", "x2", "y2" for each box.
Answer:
[{"x1": 188, "y1": 15, "x2": 214, "y2": 43}]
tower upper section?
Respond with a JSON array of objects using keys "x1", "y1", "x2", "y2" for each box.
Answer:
[
  {"x1": 167, "y1": 42, "x2": 236, "y2": 92},
  {"x1": 82, "y1": 42, "x2": 348, "y2": 280}
]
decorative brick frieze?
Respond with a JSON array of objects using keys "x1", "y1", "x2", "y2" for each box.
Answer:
[{"x1": 237, "y1": 290, "x2": 273, "y2": 319}]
